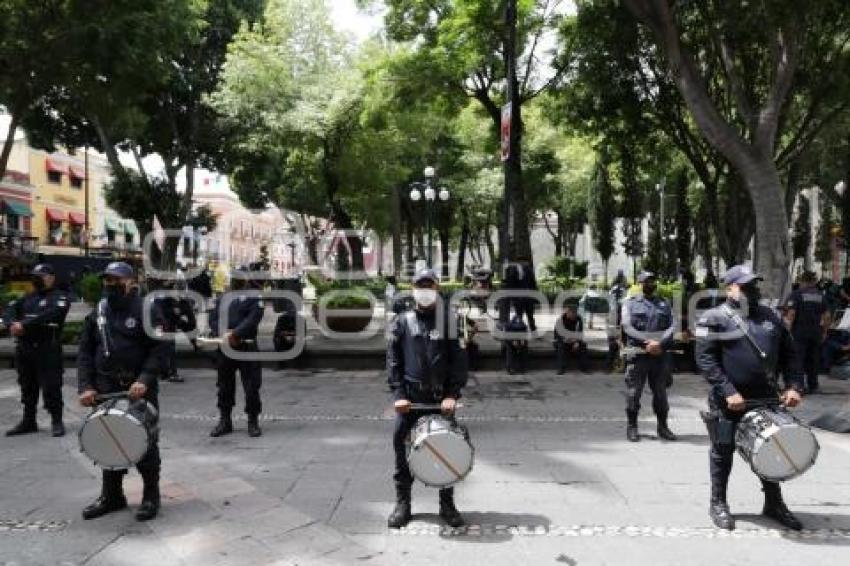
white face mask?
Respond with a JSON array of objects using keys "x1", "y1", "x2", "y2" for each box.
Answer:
[{"x1": 413, "y1": 288, "x2": 438, "y2": 308}]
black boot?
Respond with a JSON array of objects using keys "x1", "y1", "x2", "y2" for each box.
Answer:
[
  {"x1": 387, "y1": 485, "x2": 412, "y2": 529},
  {"x1": 439, "y1": 488, "x2": 465, "y2": 528},
  {"x1": 136, "y1": 473, "x2": 160, "y2": 521},
  {"x1": 210, "y1": 413, "x2": 233, "y2": 437},
  {"x1": 247, "y1": 415, "x2": 262, "y2": 438},
  {"x1": 83, "y1": 472, "x2": 127, "y2": 520},
  {"x1": 626, "y1": 410, "x2": 639, "y2": 442},
  {"x1": 709, "y1": 483, "x2": 734, "y2": 530},
  {"x1": 6, "y1": 408, "x2": 38, "y2": 436},
  {"x1": 50, "y1": 412, "x2": 65, "y2": 437},
  {"x1": 762, "y1": 482, "x2": 802, "y2": 531},
  {"x1": 656, "y1": 414, "x2": 677, "y2": 441}
]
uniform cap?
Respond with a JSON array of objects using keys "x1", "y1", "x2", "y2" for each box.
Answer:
[
  {"x1": 31, "y1": 263, "x2": 55, "y2": 276},
  {"x1": 412, "y1": 268, "x2": 439, "y2": 285},
  {"x1": 637, "y1": 271, "x2": 655, "y2": 284},
  {"x1": 723, "y1": 265, "x2": 762, "y2": 286},
  {"x1": 101, "y1": 261, "x2": 134, "y2": 279}
]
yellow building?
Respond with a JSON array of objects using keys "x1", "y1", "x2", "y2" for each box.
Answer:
[{"x1": 28, "y1": 150, "x2": 89, "y2": 253}]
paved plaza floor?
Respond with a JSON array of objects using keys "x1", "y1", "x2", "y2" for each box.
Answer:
[{"x1": 1, "y1": 368, "x2": 850, "y2": 565}]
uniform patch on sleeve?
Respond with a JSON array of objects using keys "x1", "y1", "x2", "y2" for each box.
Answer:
[{"x1": 695, "y1": 326, "x2": 709, "y2": 338}]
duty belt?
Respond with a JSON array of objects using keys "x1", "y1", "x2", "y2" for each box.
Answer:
[{"x1": 403, "y1": 379, "x2": 443, "y2": 399}]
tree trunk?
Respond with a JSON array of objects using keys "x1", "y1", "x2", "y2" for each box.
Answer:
[
  {"x1": 747, "y1": 161, "x2": 792, "y2": 300},
  {"x1": 456, "y1": 207, "x2": 470, "y2": 280},
  {"x1": 484, "y1": 225, "x2": 496, "y2": 270},
  {"x1": 0, "y1": 109, "x2": 22, "y2": 182},
  {"x1": 439, "y1": 228, "x2": 450, "y2": 280},
  {"x1": 391, "y1": 186, "x2": 402, "y2": 277}
]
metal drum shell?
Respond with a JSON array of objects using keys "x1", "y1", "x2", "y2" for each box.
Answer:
[{"x1": 735, "y1": 408, "x2": 819, "y2": 482}]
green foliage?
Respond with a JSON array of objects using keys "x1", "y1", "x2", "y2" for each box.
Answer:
[
  {"x1": 78, "y1": 274, "x2": 103, "y2": 305},
  {"x1": 61, "y1": 321, "x2": 85, "y2": 345},
  {"x1": 588, "y1": 156, "x2": 616, "y2": 262},
  {"x1": 322, "y1": 291, "x2": 373, "y2": 310},
  {"x1": 544, "y1": 257, "x2": 588, "y2": 279}
]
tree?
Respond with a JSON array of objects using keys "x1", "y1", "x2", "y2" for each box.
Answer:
[
  {"x1": 23, "y1": 0, "x2": 262, "y2": 268},
  {"x1": 589, "y1": 156, "x2": 615, "y2": 283},
  {"x1": 620, "y1": 0, "x2": 850, "y2": 297},
  {"x1": 672, "y1": 168, "x2": 692, "y2": 276},
  {"x1": 377, "y1": 0, "x2": 570, "y2": 263}
]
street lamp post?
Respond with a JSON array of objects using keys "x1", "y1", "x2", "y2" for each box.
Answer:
[
  {"x1": 409, "y1": 166, "x2": 450, "y2": 269},
  {"x1": 656, "y1": 178, "x2": 666, "y2": 276}
]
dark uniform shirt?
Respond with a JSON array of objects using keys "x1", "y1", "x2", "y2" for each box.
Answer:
[
  {"x1": 158, "y1": 296, "x2": 197, "y2": 333},
  {"x1": 621, "y1": 294, "x2": 675, "y2": 350},
  {"x1": 695, "y1": 301, "x2": 804, "y2": 399},
  {"x1": 209, "y1": 293, "x2": 264, "y2": 342},
  {"x1": 78, "y1": 297, "x2": 169, "y2": 393},
  {"x1": 387, "y1": 308, "x2": 468, "y2": 401},
  {"x1": 556, "y1": 315, "x2": 583, "y2": 340},
  {"x1": 785, "y1": 288, "x2": 826, "y2": 336},
  {"x1": 4, "y1": 288, "x2": 70, "y2": 347}
]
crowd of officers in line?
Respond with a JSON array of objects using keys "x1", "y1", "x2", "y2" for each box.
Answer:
[{"x1": 0, "y1": 260, "x2": 834, "y2": 531}]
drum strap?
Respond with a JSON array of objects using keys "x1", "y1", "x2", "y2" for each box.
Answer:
[
  {"x1": 96, "y1": 299, "x2": 114, "y2": 359},
  {"x1": 720, "y1": 304, "x2": 777, "y2": 388}
]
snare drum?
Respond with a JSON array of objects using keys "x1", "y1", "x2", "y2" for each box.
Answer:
[
  {"x1": 735, "y1": 408, "x2": 819, "y2": 482},
  {"x1": 79, "y1": 397, "x2": 159, "y2": 470},
  {"x1": 407, "y1": 415, "x2": 474, "y2": 487}
]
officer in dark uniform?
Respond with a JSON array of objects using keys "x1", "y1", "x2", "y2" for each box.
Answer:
[
  {"x1": 77, "y1": 262, "x2": 169, "y2": 522},
  {"x1": 151, "y1": 277, "x2": 197, "y2": 383},
  {"x1": 386, "y1": 268, "x2": 468, "y2": 529},
  {"x1": 784, "y1": 270, "x2": 827, "y2": 394},
  {"x1": 695, "y1": 265, "x2": 804, "y2": 531},
  {"x1": 621, "y1": 271, "x2": 676, "y2": 442},
  {"x1": 4, "y1": 264, "x2": 70, "y2": 437},
  {"x1": 208, "y1": 269, "x2": 265, "y2": 438}
]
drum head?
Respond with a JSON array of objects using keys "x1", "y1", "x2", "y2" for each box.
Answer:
[
  {"x1": 79, "y1": 411, "x2": 149, "y2": 469},
  {"x1": 408, "y1": 428, "x2": 474, "y2": 488},
  {"x1": 752, "y1": 425, "x2": 819, "y2": 482}
]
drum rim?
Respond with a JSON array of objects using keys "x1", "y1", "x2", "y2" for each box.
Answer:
[{"x1": 739, "y1": 423, "x2": 821, "y2": 482}]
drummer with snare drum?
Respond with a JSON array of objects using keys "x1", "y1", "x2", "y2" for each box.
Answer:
[
  {"x1": 386, "y1": 268, "x2": 469, "y2": 529},
  {"x1": 695, "y1": 265, "x2": 805, "y2": 531},
  {"x1": 77, "y1": 262, "x2": 170, "y2": 522}
]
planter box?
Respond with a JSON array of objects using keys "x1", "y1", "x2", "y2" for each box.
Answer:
[{"x1": 312, "y1": 303, "x2": 374, "y2": 333}]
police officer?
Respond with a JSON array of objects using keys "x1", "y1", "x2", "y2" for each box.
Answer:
[
  {"x1": 152, "y1": 277, "x2": 197, "y2": 383},
  {"x1": 784, "y1": 270, "x2": 827, "y2": 394},
  {"x1": 386, "y1": 268, "x2": 468, "y2": 529},
  {"x1": 77, "y1": 262, "x2": 169, "y2": 522},
  {"x1": 209, "y1": 269, "x2": 265, "y2": 438},
  {"x1": 695, "y1": 265, "x2": 804, "y2": 531},
  {"x1": 622, "y1": 271, "x2": 676, "y2": 442},
  {"x1": 4, "y1": 264, "x2": 70, "y2": 437}
]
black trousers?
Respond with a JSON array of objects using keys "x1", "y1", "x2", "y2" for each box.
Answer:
[
  {"x1": 15, "y1": 345, "x2": 63, "y2": 417},
  {"x1": 393, "y1": 406, "x2": 442, "y2": 489},
  {"x1": 504, "y1": 341, "x2": 528, "y2": 374},
  {"x1": 515, "y1": 299, "x2": 537, "y2": 332},
  {"x1": 555, "y1": 339, "x2": 588, "y2": 372},
  {"x1": 793, "y1": 332, "x2": 821, "y2": 390},
  {"x1": 624, "y1": 355, "x2": 670, "y2": 416},
  {"x1": 707, "y1": 392, "x2": 779, "y2": 500},
  {"x1": 216, "y1": 351, "x2": 262, "y2": 416}
]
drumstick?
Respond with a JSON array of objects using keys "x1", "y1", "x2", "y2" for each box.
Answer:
[
  {"x1": 409, "y1": 403, "x2": 464, "y2": 411},
  {"x1": 421, "y1": 439, "x2": 464, "y2": 481},
  {"x1": 771, "y1": 435, "x2": 804, "y2": 476},
  {"x1": 96, "y1": 413, "x2": 134, "y2": 468}
]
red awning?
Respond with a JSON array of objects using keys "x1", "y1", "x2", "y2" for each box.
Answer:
[
  {"x1": 69, "y1": 165, "x2": 86, "y2": 179},
  {"x1": 45, "y1": 159, "x2": 69, "y2": 175},
  {"x1": 69, "y1": 212, "x2": 86, "y2": 225},
  {"x1": 46, "y1": 208, "x2": 67, "y2": 222}
]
